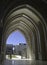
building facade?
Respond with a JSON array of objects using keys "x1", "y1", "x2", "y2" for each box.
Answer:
[
  {"x1": 6, "y1": 43, "x2": 27, "y2": 58},
  {"x1": 14, "y1": 43, "x2": 27, "y2": 58}
]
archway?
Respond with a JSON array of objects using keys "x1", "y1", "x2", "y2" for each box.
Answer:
[
  {"x1": 2, "y1": 4, "x2": 47, "y2": 63},
  {"x1": 6, "y1": 30, "x2": 32, "y2": 60}
]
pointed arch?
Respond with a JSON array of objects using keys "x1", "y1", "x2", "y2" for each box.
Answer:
[{"x1": 2, "y1": 4, "x2": 47, "y2": 61}]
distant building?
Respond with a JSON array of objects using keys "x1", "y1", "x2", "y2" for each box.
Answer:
[
  {"x1": 14, "y1": 43, "x2": 27, "y2": 58},
  {"x1": 6, "y1": 44, "x2": 13, "y2": 55},
  {"x1": 6, "y1": 43, "x2": 27, "y2": 58}
]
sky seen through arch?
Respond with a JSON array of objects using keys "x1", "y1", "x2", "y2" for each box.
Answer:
[{"x1": 6, "y1": 30, "x2": 26, "y2": 45}]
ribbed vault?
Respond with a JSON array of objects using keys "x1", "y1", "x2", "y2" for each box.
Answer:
[{"x1": 2, "y1": 4, "x2": 47, "y2": 61}]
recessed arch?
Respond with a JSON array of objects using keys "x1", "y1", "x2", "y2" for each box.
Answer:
[{"x1": 2, "y1": 4, "x2": 47, "y2": 61}]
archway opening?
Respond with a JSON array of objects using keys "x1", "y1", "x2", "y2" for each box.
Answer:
[
  {"x1": 6, "y1": 30, "x2": 31, "y2": 60},
  {"x1": 2, "y1": 5, "x2": 47, "y2": 65}
]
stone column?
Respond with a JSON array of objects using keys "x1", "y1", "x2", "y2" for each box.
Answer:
[
  {"x1": 0, "y1": 28, "x2": 3, "y2": 64},
  {"x1": 38, "y1": 23, "x2": 47, "y2": 60}
]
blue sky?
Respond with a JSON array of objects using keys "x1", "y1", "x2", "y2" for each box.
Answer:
[{"x1": 6, "y1": 30, "x2": 26, "y2": 45}]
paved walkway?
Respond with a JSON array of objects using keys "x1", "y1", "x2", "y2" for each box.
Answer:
[{"x1": 3, "y1": 59, "x2": 47, "y2": 65}]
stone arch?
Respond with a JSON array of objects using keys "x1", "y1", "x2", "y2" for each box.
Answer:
[{"x1": 2, "y1": 4, "x2": 47, "y2": 61}]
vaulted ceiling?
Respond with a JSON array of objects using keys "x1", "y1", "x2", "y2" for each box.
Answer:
[
  {"x1": 0, "y1": 0, "x2": 47, "y2": 60},
  {"x1": 0, "y1": 0, "x2": 47, "y2": 28}
]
